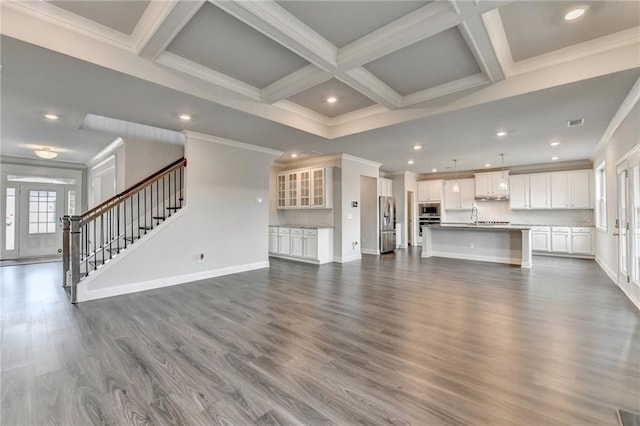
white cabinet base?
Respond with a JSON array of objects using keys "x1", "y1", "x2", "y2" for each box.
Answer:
[{"x1": 269, "y1": 227, "x2": 333, "y2": 264}]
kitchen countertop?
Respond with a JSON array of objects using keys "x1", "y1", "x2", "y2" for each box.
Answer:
[
  {"x1": 429, "y1": 223, "x2": 532, "y2": 231},
  {"x1": 270, "y1": 225, "x2": 334, "y2": 229},
  {"x1": 510, "y1": 223, "x2": 594, "y2": 227}
]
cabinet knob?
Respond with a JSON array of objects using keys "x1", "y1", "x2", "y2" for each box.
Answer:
[{"x1": 613, "y1": 233, "x2": 619, "y2": 236}]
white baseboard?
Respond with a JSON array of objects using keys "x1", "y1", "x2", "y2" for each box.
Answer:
[
  {"x1": 78, "y1": 261, "x2": 269, "y2": 302},
  {"x1": 269, "y1": 254, "x2": 326, "y2": 265},
  {"x1": 333, "y1": 253, "x2": 362, "y2": 263},
  {"x1": 396, "y1": 244, "x2": 407, "y2": 249},
  {"x1": 595, "y1": 256, "x2": 617, "y2": 283},
  {"x1": 361, "y1": 248, "x2": 380, "y2": 255},
  {"x1": 534, "y1": 251, "x2": 595, "y2": 260},
  {"x1": 424, "y1": 250, "x2": 521, "y2": 266}
]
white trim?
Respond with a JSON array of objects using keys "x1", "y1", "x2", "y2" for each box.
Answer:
[
  {"x1": 78, "y1": 261, "x2": 269, "y2": 302},
  {"x1": 534, "y1": 252, "x2": 595, "y2": 260},
  {"x1": 155, "y1": 52, "x2": 262, "y2": 101},
  {"x1": 327, "y1": 105, "x2": 389, "y2": 126},
  {"x1": 596, "y1": 256, "x2": 618, "y2": 284},
  {"x1": 615, "y1": 144, "x2": 640, "y2": 167},
  {"x1": 400, "y1": 73, "x2": 489, "y2": 107},
  {"x1": 274, "y1": 101, "x2": 333, "y2": 126},
  {"x1": 4, "y1": 0, "x2": 136, "y2": 51},
  {"x1": 85, "y1": 138, "x2": 124, "y2": 168},
  {"x1": 340, "y1": 68, "x2": 402, "y2": 110},
  {"x1": 261, "y1": 65, "x2": 333, "y2": 104},
  {"x1": 341, "y1": 154, "x2": 383, "y2": 169},
  {"x1": 183, "y1": 131, "x2": 283, "y2": 156},
  {"x1": 456, "y1": 6, "x2": 504, "y2": 83},
  {"x1": 424, "y1": 250, "x2": 522, "y2": 266},
  {"x1": 268, "y1": 254, "x2": 327, "y2": 265},
  {"x1": 130, "y1": 0, "x2": 177, "y2": 53},
  {"x1": 333, "y1": 253, "x2": 362, "y2": 263},
  {"x1": 361, "y1": 248, "x2": 380, "y2": 255},
  {"x1": 595, "y1": 76, "x2": 640, "y2": 154}
]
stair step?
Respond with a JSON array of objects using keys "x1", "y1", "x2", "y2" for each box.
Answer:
[
  {"x1": 152, "y1": 216, "x2": 166, "y2": 220},
  {"x1": 166, "y1": 206, "x2": 180, "y2": 211},
  {"x1": 106, "y1": 248, "x2": 120, "y2": 254},
  {"x1": 123, "y1": 236, "x2": 139, "y2": 242},
  {"x1": 139, "y1": 226, "x2": 153, "y2": 230}
]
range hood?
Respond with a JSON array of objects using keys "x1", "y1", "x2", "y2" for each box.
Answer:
[{"x1": 475, "y1": 195, "x2": 510, "y2": 201}]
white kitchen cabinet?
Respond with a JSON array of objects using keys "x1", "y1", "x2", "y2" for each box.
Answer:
[
  {"x1": 474, "y1": 171, "x2": 509, "y2": 199},
  {"x1": 570, "y1": 227, "x2": 594, "y2": 255},
  {"x1": 417, "y1": 180, "x2": 442, "y2": 202},
  {"x1": 531, "y1": 226, "x2": 551, "y2": 251},
  {"x1": 378, "y1": 178, "x2": 393, "y2": 197},
  {"x1": 276, "y1": 167, "x2": 333, "y2": 209},
  {"x1": 550, "y1": 170, "x2": 593, "y2": 209},
  {"x1": 444, "y1": 178, "x2": 474, "y2": 210},
  {"x1": 510, "y1": 174, "x2": 550, "y2": 209},
  {"x1": 551, "y1": 227, "x2": 571, "y2": 253},
  {"x1": 269, "y1": 226, "x2": 333, "y2": 264}
]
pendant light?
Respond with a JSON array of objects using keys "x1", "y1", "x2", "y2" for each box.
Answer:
[
  {"x1": 452, "y1": 159, "x2": 460, "y2": 193},
  {"x1": 498, "y1": 153, "x2": 508, "y2": 191}
]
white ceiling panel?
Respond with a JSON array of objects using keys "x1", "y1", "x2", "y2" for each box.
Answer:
[
  {"x1": 500, "y1": 1, "x2": 640, "y2": 62},
  {"x1": 166, "y1": 2, "x2": 309, "y2": 89},
  {"x1": 276, "y1": 1, "x2": 430, "y2": 47},
  {"x1": 287, "y1": 79, "x2": 376, "y2": 117},
  {"x1": 48, "y1": 1, "x2": 150, "y2": 35},
  {"x1": 364, "y1": 27, "x2": 481, "y2": 96}
]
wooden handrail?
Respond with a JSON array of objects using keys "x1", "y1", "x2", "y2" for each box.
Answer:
[{"x1": 81, "y1": 157, "x2": 186, "y2": 225}]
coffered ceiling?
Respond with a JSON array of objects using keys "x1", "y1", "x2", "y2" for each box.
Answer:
[{"x1": 1, "y1": 0, "x2": 639, "y2": 172}]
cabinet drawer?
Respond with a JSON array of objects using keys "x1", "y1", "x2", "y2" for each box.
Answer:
[
  {"x1": 531, "y1": 226, "x2": 550, "y2": 232},
  {"x1": 290, "y1": 228, "x2": 303, "y2": 235},
  {"x1": 269, "y1": 226, "x2": 279, "y2": 234},
  {"x1": 303, "y1": 229, "x2": 318, "y2": 236},
  {"x1": 279, "y1": 227, "x2": 291, "y2": 234},
  {"x1": 551, "y1": 227, "x2": 570, "y2": 233},
  {"x1": 572, "y1": 227, "x2": 592, "y2": 234}
]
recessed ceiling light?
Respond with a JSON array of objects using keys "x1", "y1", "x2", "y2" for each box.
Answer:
[
  {"x1": 431, "y1": 168, "x2": 437, "y2": 172},
  {"x1": 413, "y1": 145, "x2": 422, "y2": 150},
  {"x1": 291, "y1": 153, "x2": 298, "y2": 158},
  {"x1": 407, "y1": 160, "x2": 414, "y2": 165},
  {"x1": 496, "y1": 131, "x2": 508, "y2": 137},
  {"x1": 551, "y1": 156, "x2": 559, "y2": 161},
  {"x1": 550, "y1": 141, "x2": 560, "y2": 146},
  {"x1": 484, "y1": 163, "x2": 491, "y2": 167},
  {"x1": 34, "y1": 147, "x2": 58, "y2": 159},
  {"x1": 179, "y1": 114, "x2": 191, "y2": 121},
  {"x1": 327, "y1": 97, "x2": 337, "y2": 104},
  {"x1": 564, "y1": 5, "x2": 588, "y2": 21},
  {"x1": 44, "y1": 114, "x2": 59, "y2": 120}
]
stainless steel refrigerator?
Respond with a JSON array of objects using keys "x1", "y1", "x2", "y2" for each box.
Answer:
[{"x1": 379, "y1": 196, "x2": 396, "y2": 254}]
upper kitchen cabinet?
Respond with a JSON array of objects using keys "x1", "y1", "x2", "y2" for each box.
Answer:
[
  {"x1": 550, "y1": 170, "x2": 593, "y2": 209},
  {"x1": 474, "y1": 171, "x2": 509, "y2": 199},
  {"x1": 510, "y1": 174, "x2": 551, "y2": 209},
  {"x1": 276, "y1": 167, "x2": 333, "y2": 209},
  {"x1": 444, "y1": 178, "x2": 474, "y2": 210},
  {"x1": 417, "y1": 180, "x2": 442, "y2": 202},
  {"x1": 378, "y1": 178, "x2": 393, "y2": 197}
]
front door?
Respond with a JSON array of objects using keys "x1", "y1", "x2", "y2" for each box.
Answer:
[{"x1": 18, "y1": 185, "x2": 64, "y2": 258}]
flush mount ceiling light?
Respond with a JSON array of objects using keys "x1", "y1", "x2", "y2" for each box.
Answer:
[
  {"x1": 43, "y1": 113, "x2": 59, "y2": 120},
  {"x1": 413, "y1": 145, "x2": 422, "y2": 150},
  {"x1": 496, "y1": 131, "x2": 508, "y2": 137},
  {"x1": 452, "y1": 159, "x2": 460, "y2": 193},
  {"x1": 290, "y1": 153, "x2": 298, "y2": 158},
  {"x1": 550, "y1": 141, "x2": 560, "y2": 146},
  {"x1": 564, "y1": 5, "x2": 588, "y2": 21},
  {"x1": 484, "y1": 163, "x2": 491, "y2": 167},
  {"x1": 178, "y1": 114, "x2": 191, "y2": 121},
  {"x1": 34, "y1": 147, "x2": 58, "y2": 159},
  {"x1": 498, "y1": 154, "x2": 508, "y2": 191},
  {"x1": 326, "y1": 96, "x2": 337, "y2": 104},
  {"x1": 552, "y1": 156, "x2": 559, "y2": 161},
  {"x1": 407, "y1": 160, "x2": 414, "y2": 165}
]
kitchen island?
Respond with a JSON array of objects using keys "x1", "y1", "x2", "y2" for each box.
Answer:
[{"x1": 421, "y1": 224, "x2": 532, "y2": 268}]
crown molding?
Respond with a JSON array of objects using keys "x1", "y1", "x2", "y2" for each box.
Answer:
[
  {"x1": 261, "y1": 65, "x2": 332, "y2": 104},
  {"x1": 85, "y1": 138, "x2": 124, "y2": 168},
  {"x1": 155, "y1": 52, "x2": 262, "y2": 101},
  {"x1": 400, "y1": 73, "x2": 490, "y2": 107},
  {"x1": 274, "y1": 101, "x2": 333, "y2": 126},
  {"x1": 327, "y1": 105, "x2": 388, "y2": 127},
  {"x1": 3, "y1": 0, "x2": 135, "y2": 51},
  {"x1": 341, "y1": 154, "x2": 383, "y2": 169},
  {"x1": 340, "y1": 68, "x2": 402, "y2": 109},
  {"x1": 337, "y1": 2, "x2": 461, "y2": 69},
  {"x1": 183, "y1": 131, "x2": 282, "y2": 156},
  {"x1": 134, "y1": 0, "x2": 205, "y2": 60},
  {"x1": 209, "y1": 0, "x2": 338, "y2": 71},
  {"x1": 595, "y1": 76, "x2": 640, "y2": 155}
]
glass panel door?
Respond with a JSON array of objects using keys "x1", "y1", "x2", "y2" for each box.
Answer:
[
  {"x1": 628, "y1": 154, "x2": 640, "y2": 287},
  {"x1": 617, "y1": 164, "x2": 629, "y2": 285},
  {"x1": 18, "y1": 184, "x2": 64, "y2": 258},
  {"x1": 312, "y1": 169, "x2": 324, "y2": 207}
]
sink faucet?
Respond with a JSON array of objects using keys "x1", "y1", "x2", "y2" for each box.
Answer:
[{"x1": 471, "y1": 207, "x2": 478, "y2": 225}]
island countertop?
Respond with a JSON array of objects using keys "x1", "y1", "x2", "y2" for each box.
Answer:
[{"x1": 429, "y1": 223, "x2": 532, "y2": 231}]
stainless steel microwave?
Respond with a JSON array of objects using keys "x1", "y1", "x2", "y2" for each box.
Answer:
[{"x1": 418, "y1": 202, "x2": 440, "y2": 217}]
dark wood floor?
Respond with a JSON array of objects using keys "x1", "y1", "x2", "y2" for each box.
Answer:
[{"x1": 2, "y1": 249, "x2": 639, "y2": 425}]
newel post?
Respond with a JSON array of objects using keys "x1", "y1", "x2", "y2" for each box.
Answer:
[
  {"x1": 69, "y1": 215, "x2": 82, "y2": 303},
  {"x1": 62, "y1": 216, "x2": 70, "y2": 288}
]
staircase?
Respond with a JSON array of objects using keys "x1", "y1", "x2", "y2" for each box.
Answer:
[{"x1": 62, "y1": 158, "x2": 186, "y2": 303}]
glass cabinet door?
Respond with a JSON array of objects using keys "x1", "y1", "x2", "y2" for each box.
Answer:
[
  {"x1": 300, "y1": 171, "x2": 310, "y2": 207},
  {"x1": 277, "y1": 175, "x2": 287, "y2": 208},
  {"x1": 312, "y1": 169, "x2": 324, "y2": 207},
  {"x1": 287, "y1": 173, "x2": 298, "y2": 207}
]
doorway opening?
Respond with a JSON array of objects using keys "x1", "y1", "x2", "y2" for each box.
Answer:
[{"x1": 407, "y1": 190, "x2": 414, "y2": 246}]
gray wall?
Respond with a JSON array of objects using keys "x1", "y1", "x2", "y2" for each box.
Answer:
[
  {"x1": 593, "y1": 102, "x2": 639, "y2": 305},
  {"x1": 360, "y1": 176, "x2": 378, "y2": 253},
  {"x1": 124, "y1": 137, "x2": 184, "y2": 188},
  {"x1": 79, "y1": 133, "x2": 278, "y2": 300}
]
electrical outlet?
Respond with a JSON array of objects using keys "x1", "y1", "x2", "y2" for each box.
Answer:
[
  {"x1": 469, "y1": 243, "x2": 474, "y2": 249},
  {"x1": 198, "y1": 253, "x2": 205, "y2": 263}
]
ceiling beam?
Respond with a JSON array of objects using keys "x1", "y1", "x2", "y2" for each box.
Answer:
[
  {"x1": 400, "y1": 73, "x2": 490, "y2": 108},
  {"x1": 261, "y1": 65, "x2": 333, "y2": 104},
  {"x1": 337, "y1": 2, "x2": 462, "y2": 70},
  {"x1": 135, "y1": 0, "x2": 206, "y2": 61},
  {"x1": 339, "y1": 68, "x2": 402, "y2": 109}
]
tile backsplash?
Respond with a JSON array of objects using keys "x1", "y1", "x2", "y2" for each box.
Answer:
[
  {"x1": 444, "y1": 201, "x2": 594, "y2": 226},
  {"x1": 281, "y1": 209, "x2": 334, "y2": 227}
]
